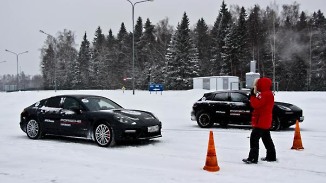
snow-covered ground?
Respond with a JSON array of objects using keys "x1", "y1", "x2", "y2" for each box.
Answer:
[{"x1": 1, "y1": 89, "x2": 326, "y2": 183}]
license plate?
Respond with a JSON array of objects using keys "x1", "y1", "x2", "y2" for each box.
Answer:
[{"x1": 148, "y1": 125, "x2": 159, "y2": 133}]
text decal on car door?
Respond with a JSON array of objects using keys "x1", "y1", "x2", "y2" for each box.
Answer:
[{"x1": 60, "y1": 119, "x2": 82, "y2": 127}]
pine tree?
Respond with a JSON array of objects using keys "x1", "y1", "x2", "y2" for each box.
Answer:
[
  {"x1": 310, "y1": 10, "x2": 326, "y2": 90},
  {"x1": 134, "y1": 17, "x2": 145, "y2": 89},
  {"x1": 89, "y1": 26, "x2": 106, "y2": 89},
  {"x1": 194, "y1": 18, "x2": 211, "y2": 76},
  {"x1": 292, "y1": 55, "x2": 308, "y2": 90},
  {"x1": 55, "y1": 29, "x2": 78, "y2": 89},
  {"x1": 154, "y1": 18, "x2": 174, "y2": 84},
  {"x1": 116, "y1": 23, "x2": 132, "y2": 89},
  {"x1": 236, "y1": 7, "x2": 251, "y2": 81},
  {"x1": 297, "y1": 11, "x2": 308, "y2": 32},
  {"x1": 134, "y1": 17, "x2": 143, "y2": 43},
  {"x1": 137, "y1": 18, "x2": 157, "y2": 89},
  {"x1": 221, "y1": 23, "x2": 235, "y2": 76},
  {"x1": 247, "y1": 5, "x2": 260, "y2": 57},
  {"x1": 105, "y1": 29, "x2": 118, "y2": 89},
  {"x1": 106, "y1": 29, "x2": 116, "y2": 49},
  {"x1": 76, "y1": 32, "x2": 91, "y2": 89},
  {"x1": 260, "y1": 6, "x2": 278, "y2": 80},
  {"x1": 210, "y1": 0, "x2": 232, "y2": 76},
  {"x1": 40, "y1": 44, "x2": 55, "y2": 90},
  {"x1": 165, "y1": 12, "x2": 200, "y2": 90}
]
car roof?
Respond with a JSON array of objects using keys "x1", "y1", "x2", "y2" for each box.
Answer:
[
  {"x1": 206, "y1": 90, "x2": 249, "y2": 94},
  {"x1": 48, "y1": 94, "x2": 104, "y2": 99}
]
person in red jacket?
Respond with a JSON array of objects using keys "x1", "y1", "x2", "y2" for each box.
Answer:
[{"x1": 242, "y1": 77, "x2": 276, "y2": 164}]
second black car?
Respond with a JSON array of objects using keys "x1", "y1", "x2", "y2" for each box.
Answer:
[{"x1": 191, "y1": 90, "x2": 304, "y2": 130}]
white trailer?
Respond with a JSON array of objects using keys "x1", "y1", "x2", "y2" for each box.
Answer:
[{"x1": 193, "y1": 76, "x2": 239, "y2": 90}]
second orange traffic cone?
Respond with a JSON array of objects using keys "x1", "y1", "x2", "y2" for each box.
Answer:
[
  {"x1": 203, "y1": 131, "x2": 220, "y2": 172},
  {"x1": 291, "y1": 120, "x2": 304, "y2": 150}
]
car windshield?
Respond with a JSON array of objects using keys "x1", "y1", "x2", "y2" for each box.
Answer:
[{"x1": 81, "y1": 97, "x2": 122, "y2": 111}]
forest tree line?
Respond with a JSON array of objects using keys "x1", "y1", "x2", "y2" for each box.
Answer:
[
  {"x1": 37, "y1": 1, "x2": 326, "y2": 91},
  {"x1": 0, "y1": 73, "x2": 43, "y2": 91}
]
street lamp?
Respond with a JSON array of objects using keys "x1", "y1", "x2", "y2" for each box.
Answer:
[
  {"x1": 126, "y1": 0, "x2": 154, "y2": 95},
  {"x1": 5, "y1": 49, "x2": 28, "y2": 91},
  {"x1": 39, "y1": 30, "x2": 57, "y2": 92}
]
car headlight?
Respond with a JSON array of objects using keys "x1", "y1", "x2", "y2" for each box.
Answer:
[
  {"x1": 277, "y1": 105, "x2": 291, "y2": 111},
  {"x1": 148, "y1": 112, "x2": 159, "y2": 120},
  {"x1": 114, "y1": 114, "x2": 137, "y2": 125}
]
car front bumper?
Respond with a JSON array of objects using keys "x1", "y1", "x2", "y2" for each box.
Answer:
[{"x1": 114, "y1": 124, "x2": 162, "y2": 141}]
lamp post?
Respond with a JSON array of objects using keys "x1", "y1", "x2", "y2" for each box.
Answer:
[
  {"x1": 5, "y1": 49, "x2": 28, "y2": 91},
  {"x1": 126, "y1": 0, "x2": 154, "y2": 95},
  {"x1": 39, "y1": 30, "x2": 57, "y2": 92}
]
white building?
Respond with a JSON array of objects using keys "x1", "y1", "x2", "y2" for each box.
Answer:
[
  {"x1": 193, "y1": 76, "x2": 239, "y2": 90},
  {"x1": 245, "y1": 61, "x2": 260, "y2": 88}
]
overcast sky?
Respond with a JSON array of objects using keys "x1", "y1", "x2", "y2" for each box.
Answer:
[{"x1": 1, "y1": 0, "x2": 325, "y2": 76}]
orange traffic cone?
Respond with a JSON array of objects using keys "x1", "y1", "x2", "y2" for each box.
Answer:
[
  {"x1": 203, "y1": 131, "x2": 220, "y2": 172},
  {"x1": 291, "y1": 120, "x2": 304, "y2": 150}
]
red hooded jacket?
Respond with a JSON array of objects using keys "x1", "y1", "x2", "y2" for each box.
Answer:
[{"x1": 250, "y1": 77, "x2": 274, "y2": 129}]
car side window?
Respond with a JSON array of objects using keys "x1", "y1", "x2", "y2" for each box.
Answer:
[
  {"x1": 213, "y1": 93, "x2": 228, "y2": 101},
  {"x1": 62, "y1": 97, "x2": 81, "y2": 110},
  {"x1": 44, "y1": 97, "x2": 61, "y2": 108},
  {"x1": 230, "y1": 93, "x2": 248, "y2": 102}
]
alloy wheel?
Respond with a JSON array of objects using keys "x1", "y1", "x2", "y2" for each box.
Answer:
[
  {"x1": 95, "y1": 124, "x2": 111, "y2": 146},
  {"x1": 27, "y1": 120, "x2": 39, "y2": 139}
]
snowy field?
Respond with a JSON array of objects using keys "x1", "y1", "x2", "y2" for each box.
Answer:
[{"x1": 1, "y1": 89, "x2": 326, "y2": 183}]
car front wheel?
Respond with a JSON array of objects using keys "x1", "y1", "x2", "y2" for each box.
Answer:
[
  {"x1": 271, "y1": 116, "x2": 281, "y2": 131},
  {"x1": 196, "y1": 111, "x2": 214, "y2": 128},
  {"x1": 26, "y1": 119, "x2": 42, "y2": 139},
  {"x1": 94, "y1": 123, "x2": 115, "y2": 147}
]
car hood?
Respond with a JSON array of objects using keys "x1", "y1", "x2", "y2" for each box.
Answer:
[
  {"x1": 95, "y1": 109, "x2": 160, "y2": 123},
  {"x1": 275, "y1": 101, "x2": 302, "y2": 111},
  {"x1": 115, "y1": 109, "x2": 157, "y2": 119}
]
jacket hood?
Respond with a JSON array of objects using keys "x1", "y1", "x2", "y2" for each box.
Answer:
[{"x1": 257, "y1": 77, "x2": 272, "y2": 92}]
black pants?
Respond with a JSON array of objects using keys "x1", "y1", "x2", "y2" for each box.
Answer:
[{"x1": 248, "y1": 128, "x2": 276, "y2": 161}]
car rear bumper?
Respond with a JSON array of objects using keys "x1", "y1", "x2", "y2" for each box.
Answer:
[
  {"x1": 20, "y1": 121, "x2": 26, "y2": 133},
  {"x1": 191, "y1": 111, "x2": 196, "y2": 121},
  {"x1": 20, "y1": 115, "x2": 27, "y2": 133}
]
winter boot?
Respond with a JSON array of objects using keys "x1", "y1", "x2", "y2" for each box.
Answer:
[
  {"x1": 242, "y1": 158, "x2": 258, "y2": 164},
  {"x1": 261, "y1": 157, "x2": 277, "y2": 162}
]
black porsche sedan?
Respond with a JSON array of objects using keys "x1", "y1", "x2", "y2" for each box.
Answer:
[
  {"x1": 20, "y1": 95, "x2": 162, "y2": 147},
  {"x1": 191, "y1": 90, "x2": 304, "y2": 131}
]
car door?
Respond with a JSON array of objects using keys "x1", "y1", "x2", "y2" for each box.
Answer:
[
  {"x1": 38, "y1": 96, "x2": 62, "y2": 134},
  {"x1": 59, "y1": 97, "x2": 89, "y2": 137},
  {"x1": 210, "y1": 92, "x2": 230, "y2": 123},
  {"x1": 229, "y1": 92, "x2": 252, "y2": 125}
]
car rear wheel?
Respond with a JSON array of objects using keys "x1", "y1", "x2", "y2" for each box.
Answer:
[
  {"x1": 271, "y1": 116, "x2": 281, "y2": 131},
  {"x1": 196, "y1": 111, "x2": 214, "y2": 128},
  {"x1": 94, "y1": 123, "x2": 115, "y2": 147},
  {"x1": 26, "y1": 119, "x2": 42, "y2": 139}
]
